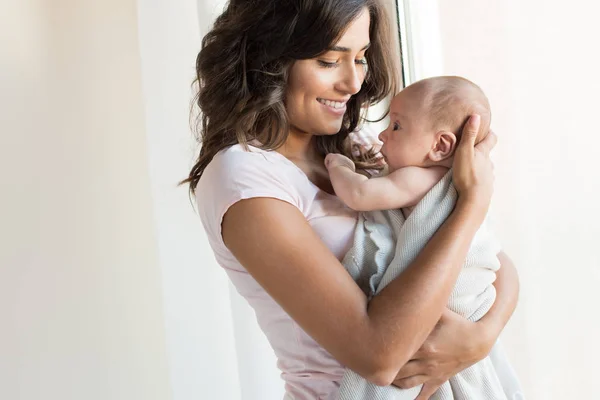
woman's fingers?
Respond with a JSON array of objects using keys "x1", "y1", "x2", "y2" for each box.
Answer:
[
  {"x1": 415, "y1": 380, "x2": 445, "y2": 400},
  {"x1": 394, "y1": 360, "x2": 425, "y2": 380},
  {"x1": 475, "y1": 129, "x2": 498, "y2": 157},
  {"x1": 456, "y1": 114, "x2": 481, "y2": 156},
  {"x1": 393, "y1": 375, "x2": 429, "y2": 390}
]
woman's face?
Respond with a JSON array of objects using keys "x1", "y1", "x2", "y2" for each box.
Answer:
[{"x1": 285, "y1": 9, "x2": 370, "y2": 136}]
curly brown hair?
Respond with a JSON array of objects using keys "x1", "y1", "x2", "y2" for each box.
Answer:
[{"x1": 183, "y1": 0, "x2": 398, "y2": 194}]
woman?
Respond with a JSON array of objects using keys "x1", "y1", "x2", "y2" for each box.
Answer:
[{"x1": 184, "y1": 0, "x2": 519, "y2": 399}]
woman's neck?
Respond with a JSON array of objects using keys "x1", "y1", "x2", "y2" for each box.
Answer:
[
  {"x1": 275, "y1": 128, "x2": 335, "y2": 194},
  {"x1": 276, "y1": 129, "x2": 320, "y2": 163}
]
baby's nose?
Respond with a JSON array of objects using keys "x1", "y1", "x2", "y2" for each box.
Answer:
[{"x1": 378, "y1": 131, "x2": 386, "y2": 142}]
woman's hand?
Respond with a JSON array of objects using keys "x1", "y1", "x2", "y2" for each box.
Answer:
[
  {"x1": 392, "y1": 309, "x2": 494, "y2": 399},
  {"x1": 452, "y1": 115, "x2": 497, "y2": 210}
]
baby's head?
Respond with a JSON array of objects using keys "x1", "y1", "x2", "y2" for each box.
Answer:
[{"x1": 378, "y1": 76, "x2": 491, "y2": 172}]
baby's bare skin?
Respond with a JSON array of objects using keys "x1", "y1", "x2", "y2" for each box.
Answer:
[
  {"x1": 325, "y1": 153, "x2": 446, "y2": 215},
  {"x1": 326, "y1": 77, "x2": 491, "y2": 216}
]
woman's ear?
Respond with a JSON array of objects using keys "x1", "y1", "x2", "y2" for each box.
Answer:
[{"x1": 428, "y1": 131, "x2": 457, "y2": 163}]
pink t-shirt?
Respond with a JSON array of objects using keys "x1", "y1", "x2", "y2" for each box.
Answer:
[{"x1": 197, "y1": 144, "x2": 359, "y2": 399}]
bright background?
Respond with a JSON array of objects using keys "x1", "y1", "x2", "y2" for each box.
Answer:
[{"x1": 2, "y1": 0, "x2": 599, "y2": 399}]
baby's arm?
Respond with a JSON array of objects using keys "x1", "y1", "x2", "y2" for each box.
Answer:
[{"x1": 325, "y1": 153, "x2": 447, "y2": 211}]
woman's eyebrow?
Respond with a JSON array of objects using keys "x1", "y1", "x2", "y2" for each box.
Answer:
[{"x1": 327, "y1": 43, "x2": 371, "y2": 53}]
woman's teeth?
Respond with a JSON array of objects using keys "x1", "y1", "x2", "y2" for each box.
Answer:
[{"x1": 318, "y1": 98, "x2": 346, "y2": 109}]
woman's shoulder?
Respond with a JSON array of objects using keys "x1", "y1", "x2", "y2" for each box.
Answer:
[
  {"x1": 196, "y1": 144, "x2": 305, "y2": 237},
  {"x1": 201, "y1": 143, "x2": 299, "y2": 189},
  {"x1": 213, "y1": 143, "x2": 278, "y2": 164}
]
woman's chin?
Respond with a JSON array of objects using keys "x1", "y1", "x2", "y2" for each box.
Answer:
[{"x1": 315, "y1": 122, "x2": 345, "y2": 136}]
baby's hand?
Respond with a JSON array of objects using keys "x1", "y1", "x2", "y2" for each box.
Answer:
[{"x1": 325, "y1": 153, "x2": 356, "y2": 172}]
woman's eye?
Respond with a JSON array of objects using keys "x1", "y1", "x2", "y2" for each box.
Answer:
[
  {"x1": 318, "y1": 57, "x2": 367, "y2": 69},
  {"x1": 317, "y1": 60, "x2": 338, "y2": 68}
]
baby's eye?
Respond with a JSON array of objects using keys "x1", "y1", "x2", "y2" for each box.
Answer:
[{"x1": 393, "y1": 122, "x2": 401, "y2": 131}]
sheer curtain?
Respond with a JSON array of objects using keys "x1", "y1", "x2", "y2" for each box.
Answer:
[{"x1": 137, "y1": 0, "x2": 243, "y2": 399}]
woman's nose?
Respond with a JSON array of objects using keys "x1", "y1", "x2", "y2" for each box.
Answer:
[{"x1": 339, "y1": 64, "x2": 363, "y2": 95}]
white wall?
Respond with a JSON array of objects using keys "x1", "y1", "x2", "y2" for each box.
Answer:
[
  {"x1": 1, "y1": 1, "x2": 171, "y2": 399},
  {"x1": 432, "y1": 1, "x2": 600, "y2": 398}
]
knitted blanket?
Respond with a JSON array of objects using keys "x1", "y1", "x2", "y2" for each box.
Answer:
[{"x1": 337, "y1": 171, "x2": 524, "y2": 400}]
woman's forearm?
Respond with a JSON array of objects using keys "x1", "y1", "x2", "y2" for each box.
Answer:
[
  {"x1": 365, "y1": 197, "x2": 488, "y2": 382},
  {"x1": 477, "y1": 251, "x2": 520, "y2": 347}
]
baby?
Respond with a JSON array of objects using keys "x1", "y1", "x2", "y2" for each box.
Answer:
[
  {"x1": 325, "y1": 75, "x2": 491, "y2": 217},
  {"x1": 326, "y1": 76, "x2": 522, "y2": 400}
]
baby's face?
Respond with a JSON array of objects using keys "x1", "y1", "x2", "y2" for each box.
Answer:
[{"x1": 378, "y1": 90, "x2": 434, "y2": 172}]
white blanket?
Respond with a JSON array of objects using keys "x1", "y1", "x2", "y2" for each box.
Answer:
[{"x1": 337, "y1": 171, "x2": 524, "y2": 400}]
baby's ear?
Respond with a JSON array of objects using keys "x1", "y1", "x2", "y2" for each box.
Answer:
[{"x1": 428, "y1": 131, "x2": 457, "y2": 163}]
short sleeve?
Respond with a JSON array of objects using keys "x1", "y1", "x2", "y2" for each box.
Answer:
[{"x1": 196, "y1": 145, "x2": 301, "y2": 248}]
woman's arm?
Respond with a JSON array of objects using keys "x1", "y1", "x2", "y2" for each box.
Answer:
[
  {"x1": 479, "y1": 251, "x2": 520, "y2": 344},
  {"x1": 223, "y1": 115, "x2": 496, "y2": 386},
  {"x1": 224, "y1": 195, "x2": 484, "y2": 386},
  {"x1": 392, "y1": 252, "x2": 520, "y2": 398}
]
